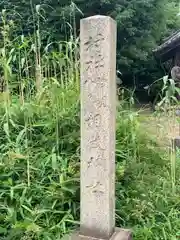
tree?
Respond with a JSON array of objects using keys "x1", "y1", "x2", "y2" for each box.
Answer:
[{"x1": 0, "y1": 0, "x2": 180, "y2": 86}]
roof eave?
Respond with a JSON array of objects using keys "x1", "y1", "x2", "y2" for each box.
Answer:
[{"x1": 153, "y1": 31, "x2": 180, "y2": 61}]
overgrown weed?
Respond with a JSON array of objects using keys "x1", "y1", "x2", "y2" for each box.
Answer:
[{"x1": 0, "y1": 5, "x2": 180, "y2": 240}]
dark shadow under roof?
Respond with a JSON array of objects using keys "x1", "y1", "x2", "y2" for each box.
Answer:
[{"x1": 153, "y1": 30, "x2": 180, "y2": 62}]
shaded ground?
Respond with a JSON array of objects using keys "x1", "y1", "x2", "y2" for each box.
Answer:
[{"x1": 136, "y1": 104, "x2": 180, "y2": 147}]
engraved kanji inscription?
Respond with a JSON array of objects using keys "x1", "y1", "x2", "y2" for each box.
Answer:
[
  {"x1": 86, "y1": 151, "x2": 105, "y2": 169},
  {"x1": 84, "y1": 112, "x2": 101, "y2": 127},
  {"x1": 83, "y1": 33, "x2": 105, "y2": 85},
  {"x1": 88, "y1": 131, "x2": 107, "y2": 150},
  {"x1": 84, "y1": 75, "x2": 105, "y2": 87},
  {"x1": 88, "y1": 93, "x2": 107, "y2": 108},
  {"x1": 84, "y1": 33, "x2": 104, "y2": 52},
  {"x1": 86, "y1": 181, "x2": 105, "y2": 194},
  {"x1": 87, "y1": 156, "x2": 94, "y2": 168}
]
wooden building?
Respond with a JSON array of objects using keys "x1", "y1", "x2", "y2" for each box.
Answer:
[
  {"x1": 153, "y1": 30, "x2": 180, "y2": 66},
  {"x1": 153, "y1": 30, "x2": 180, "y2": 85}
]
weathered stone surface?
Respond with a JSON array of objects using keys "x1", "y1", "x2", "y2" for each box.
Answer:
[
  {"x1": 62, "y1": 228, "x2": 132, "y2": 240},
  {"x1": 62, "y1": 15, "x2": 132, "y2": 240},
  {"x1": 80, "y1": 15, "x2": 117, "y2": 239}
]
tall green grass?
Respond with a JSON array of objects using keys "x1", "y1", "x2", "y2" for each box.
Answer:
[
  {"x1": 0, "y1": 7, "x2": 80, "y2": 239},
  {"x1": 0, "y1": 5, "x2": 180, "y2": 240},
  {"x1": 0, "y1": 84, "x2": 80, "y2": 239}
]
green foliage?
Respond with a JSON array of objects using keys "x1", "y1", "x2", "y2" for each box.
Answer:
[
  {"x1": 1, "y1": 89, "x2": 180, "y2": 239},
  {"x1": 0, "y1": 84, "x2": 80, "y2": 240},
  {"x1": 156, "y1": 75, "x2": 180, "y2": 109},
  {"x1": 147, "y1": 75, "x2": 180, "y2": 109},
  {"x1": 1, "y1": 0, "x2": 180, "y2": 83},
  {"x1": 0, "y1": 2, "x2": 180, "y2": 240}
]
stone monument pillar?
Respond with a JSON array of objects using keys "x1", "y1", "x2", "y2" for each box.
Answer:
[{"x1": 63, "y1": 15, "x2": 132, "y2": 240}]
